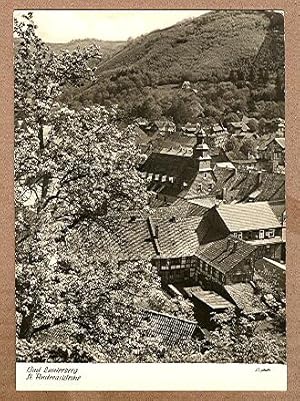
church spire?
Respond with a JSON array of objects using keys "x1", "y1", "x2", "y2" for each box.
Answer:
[{"x1": 192, "y1": 127, "x2": 212, "y2": 171}]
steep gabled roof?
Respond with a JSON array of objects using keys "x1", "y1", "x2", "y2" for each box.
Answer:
[
  {"x1": 195, "y1": 236, "x2": 256, "y2": 273},
  {"x1": 216, "y1": 202, "x2": 282, "y2": 231}
]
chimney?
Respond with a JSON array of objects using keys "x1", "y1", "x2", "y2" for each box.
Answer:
[
  {"x1": 257, "y1": 171, "x2": 263, "y2": 185},
  {"x1": 232, "y1": 240, "x2": 238, "y2": 252},
  {"x1": 155, "y1": 225, "x2": 159, "y2": 239},
  {"x1": 147, "y1": 217, "x2": 161, "y2": 255},
  {"x1": 222, "y1": 187, "x2": 227, "y2": 202},
  {"x1": 226, "y1": 238, "x2": 231, "y2": 250}
]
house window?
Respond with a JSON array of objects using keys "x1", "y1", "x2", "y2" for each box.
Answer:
[
  {"x1": 234, "y1": 232, "x2": 242, "y2": 239},
  {"x1": 259, "y1": 230, "x2": 265, "y2": 239},
  {"x1": 185, "y1": 257, "x2": 191, "y2": 268},
  {"x1": 265, "y1": 229, "x2": 275, "y2": 238},
  {"x1": 160, "y1": 260, "x2": 169, "y2": 270}
]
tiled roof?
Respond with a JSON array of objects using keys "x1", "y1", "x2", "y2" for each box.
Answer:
[
  {"x1": 210, "y1": 169, "x2": 285, "y2": 203},
  {"x1": 97, "y1": 212, "x2": 205, "y2": 261},
  {"x1": 155, "y1": 216, "x2": 203, "y2": 258},
  {"x1": 225, "y1": 149, "x2": 250, "y2": 161},
  {"x1": 138, "y1": 309, "x2": 200, "y2": 344},
  {"x1": 151, "y1": 198, "x2": 209, "y2": 221},
  {"x1": 212, "y1": 124, "x2": 227, "y2": 133},
  {"x1": 115, "y1": 219, "x2": 157, "y2": 260},
  {"x1": 255, "y1": 174, "x2": 285, "y2": 202},
  {"x1": 257, "y1": 133, "x2": 278, "y2": 151},
  {"x1": 217, "y1": 202, "x2": 282, "y2": 231},
  {"x1": 134, "y1": 126, "x2": 152, "y2": 146},
  {"x1": 184, "y1": 286, "x2": 233, "y2": 310},
  {"x1": 195, "y1": 236, "x2": 256, "y2": 273},
  {"x1": 152, "y1": 132, "x2": 197, "y2": 149},
  {"x1": 224, "y1": 283, "x2": 268, "y2": 314},
  {"x1": 210, "y1": 169, "x2": 257, "y2": 203},
  {"x1": 154, "y1": 120, "x2": 176, "y2": 130}
]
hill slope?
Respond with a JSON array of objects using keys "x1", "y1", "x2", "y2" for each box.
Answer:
[
  {"x1": 48, "y1": 38, "x2": 125, "y2": 59},
  {"x1": 62, "y1": 10, "x2": 284, "y2": 123},
  {"x1": 94, "y1": 10, "x2": 283, "y2": 82}
]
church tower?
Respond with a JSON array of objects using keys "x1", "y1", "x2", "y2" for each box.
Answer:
[{"x1": 192, "y1": 128, "x2": 212, "y2": 172}]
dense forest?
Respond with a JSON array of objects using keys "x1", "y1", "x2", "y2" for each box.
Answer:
[{"x1": 59, "y1": 10, "x2": 284, "y2": 126}]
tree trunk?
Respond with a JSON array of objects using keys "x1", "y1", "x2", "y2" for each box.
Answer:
[{"x1": 19, "y1": 313, "x2": 34, "y2": 340}]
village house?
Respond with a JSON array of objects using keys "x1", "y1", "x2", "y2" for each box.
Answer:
[
  {"x1": 194, "y1": 236, "x2": 257, "y2": 289},
  {"x1": 217, "y1": 148, "x2": 258, "y2": 171},
  {"x1": 146, "y1": 119, "x2": 176, "y2": 136},
  {"x1": 184, "y1": 286, "x2": 234, "y2": 329},
  {"x1": 227, "y1": 120, "x2": 250, "y2": 137},
  {"x1": 210, "y1": 169, "x2": 285, "y2": 204},
  {"x1": 197, "y1": 201, "x2": 285, "y2": 262},
  {"x1": 207, "y1": 124, "x2": 229, "y2": 149},
  {"x1": 256, "y1": 135, "x2": 285, "y2": 173},
  {"x1": 94, "y1": 196, "x2": 272, "y2": 324},
  {"x1": 181, "y1": 122, "x2": 201, "y2": 136},
  {"x1": 210, "y1": 123, "x2": 228, "y2": 136}
]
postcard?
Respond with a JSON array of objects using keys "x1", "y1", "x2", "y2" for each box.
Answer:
[{"x1": 14, "y1": 8, "x2": 286, "y2": 391}]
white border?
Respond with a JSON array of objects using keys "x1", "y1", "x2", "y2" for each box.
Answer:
[{"x1": 16, "y1": 363, "x2": 287, "y2": 391}]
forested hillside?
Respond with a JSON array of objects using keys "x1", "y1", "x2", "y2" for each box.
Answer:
[{"x1": 61, "y1": 10, "x2": 285, "y2": 124}]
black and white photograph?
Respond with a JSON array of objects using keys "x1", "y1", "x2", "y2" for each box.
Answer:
[{"x1": 14, "y1": 8, "x2": 286, "y2": 390}]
